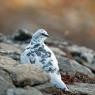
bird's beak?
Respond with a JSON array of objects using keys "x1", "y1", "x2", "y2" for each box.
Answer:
[{"x1": 46, "y1": 34, "x2": 49, "y2": 37}]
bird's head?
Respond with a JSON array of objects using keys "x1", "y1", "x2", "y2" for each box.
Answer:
[{"x1": 32, "y1": 29, "x2": 49, "y2": 44}]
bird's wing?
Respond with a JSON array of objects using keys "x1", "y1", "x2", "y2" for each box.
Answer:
[
  {"x1": 44, "y1": 45, "x2": 59, "y2": 69},
  {"x1": 20, "y1": 49, "x2": 35, "y2": 64}
]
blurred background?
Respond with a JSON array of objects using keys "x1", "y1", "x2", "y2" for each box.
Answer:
[{"x1": 0, "y1": 0, "x2": 95, "y2": 49}]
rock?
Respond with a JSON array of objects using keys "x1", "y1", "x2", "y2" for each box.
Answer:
[
  {"x1": 0, "y1": 43, "x2": 22, "y2": 60},
  {"x1": 66, "y1": 45, "x2": 95, "y2": 74},
  {"x1": 57, "y1": 56, "x2": 95, "y2": 78},
  {"x1": 46, "y1": 40, "x2": 69, "y2": 47},
  {"x1": 68, "y1": 83, "x2": 95, "y2": 95},
  {"x1": 0, "y1": 55, "x2": 18, "y2": 69},
  {"x1": 67, "y1": 45, "x2": 95, "y2": 62},
  {"x1": 12, "y1": 29, "x2": 31, "y2": 41},
  {"x1": 0, "y1": 43, "x2": 21, "y2": 54},
  {"x1": 4, "y1": 64, "x2": 50, "y2": 87},
  {"x1": 35, "y1": 83, "x2": 52, "y2": 90},
  {"x1": 0, "y1": 68, "x2": 15, "y2": 95},
  {"x1": 0, "y1": 33, "x2": 6, "y2": 42},
  {"x1": 50, "y1": 46, "x2": 66, "y2": 56},
  {"x1": 7, "y1": 88, "x2": 43, "y2": 95},
  {"x1": 35, "y1": 83, "x2": 64, "y2": 95},
  {"x1": 24, "y1": 85, "x2": 53, "y2": 95},
  {"x1": 34, "y1": 82, "x2": 95, "y2": 95},
  {"x1": 35, "y1": 83, "x2": 95, "y2": 95}
]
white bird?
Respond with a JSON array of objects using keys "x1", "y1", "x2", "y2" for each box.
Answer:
[{"x1": 20, "y1": 29, "x2": 69, "y2": 91}]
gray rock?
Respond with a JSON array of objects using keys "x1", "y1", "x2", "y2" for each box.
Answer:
[
  {"x1": 35, "y1": 83, "x2": 52, "y2": 90},
  {"x1": 7, "y1": 88, "x2": 43, "y2": 95},
  {"x1": 0, "y1": 55, "x2": 18, "y2": 68},
  {"x1": 12, "y1": 28, "x2": 31, "y2": 41},
  {"x1": 0, "y1": 69, "x2": 15, "y2": 95},
  {"x1": 0, "y1": 33, "x2": 6, "y2": 42},
  {"x1": 0, "y1": 43, "x2": 22, "y2": 60},
  {"x1": 0, "y1": 43, "x2": 21, "y2": 54},
  {"x1": 66, "y1": 45, "x2": 95, "y2": 72},
  {"x1": 50, "y1": 46, "x2": 66, "y2": 56},
  {"x1": 57, "y1": 56, "x2": 95, "y2": 78},
  {"x1": 35, "y1": 83, "x2": 62, "y2": 95},
  {"x1": 4, "y1": 64, "x2": 50, "y2": 87},
  {"x1": 35, "y1": 82, "x2": 95, "y2": 95},
  {"x1": 68, "y1": 83, "x2": 95, "y2": 95}
]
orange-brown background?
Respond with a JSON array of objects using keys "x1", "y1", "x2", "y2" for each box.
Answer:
[{"x1": 0, "y1": 0, "x2": 95, "y2": 49}]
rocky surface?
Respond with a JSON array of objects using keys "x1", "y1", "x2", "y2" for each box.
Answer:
[
  {"x1": 7, "y1": 88, "x2": 43, "y2": 95},
  {"x1": 57, "y1": 56, "x2": 95, "y2": 78},
  {"x1": 4, "y1": 64, "x2": 50, "y2": 87},
  {"x1": 68, "y1": 83, "x2": 95, "y2": 95},
  {"x1": 0, "y1": 55, "x2": 18, "y2": 67},
  {"x1": 0, "y1": 68, "x2": 15, "y2": 95},
  {"x1": 12, "y1": 28, "x2": 32, "y2": 41},
  {"x1": 0, "y1": 33, "x2": 95, "y2": 95},
  {"x1": 65, "y1": 45, "x2": 95, "y2": 74},
  {"x1": 0, "y1": 43, "x2": 22, "y2": 60}
]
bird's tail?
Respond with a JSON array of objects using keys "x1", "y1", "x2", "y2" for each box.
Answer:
[
  {"x1": 51, "y1": 76, "x2": 69, "y2": 91},
  {"x1": 56, "y1": 79, "x2": 69, "y2": 91}
]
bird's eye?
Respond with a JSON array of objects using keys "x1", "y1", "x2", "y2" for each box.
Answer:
[{"x1": 41, "y1": 33, "x2": 49, "y2": 37}]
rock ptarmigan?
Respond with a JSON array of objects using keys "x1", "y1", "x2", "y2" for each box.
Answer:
[{"x1": 20, "y1": 29, "x2": 69, "y2": 91}]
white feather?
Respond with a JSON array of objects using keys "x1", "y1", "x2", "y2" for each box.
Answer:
[{"x1": 20, "y1": 29, "x2": 69, "y2": 91}]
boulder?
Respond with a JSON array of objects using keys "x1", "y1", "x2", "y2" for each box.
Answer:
[
  {"x1": 66, "y1": 45, "x2": 95, "y2": 72},
  {"x1": 50, "y1": 46, "x2": 66, "y2": 56},
  {"x1": 68, "y1": 83, "x2": 95, "y2": 95},
  {"x1": 12, "y1": 28, "x2": 31, "y2": 41},
  {"x1": 7, "y1": 87, "x2": 43, "y2": 95},
  {"x1": 0, "y1": 68, "x2": 15, "y2": 95},
  {"x1": 0, "y1": 55, "x2": 18, "y2": 70},
  {"x1": 35, "y1": 82, "x2": 95, "y2": 95},
  {"x1": 0, "y1": 43, "x2": 21, "y2": 54},
  {"x1": 35, "y1": 83, "x2": 52, "y2": 91},
  {"x1": 0, "y1": 33, "x2": 6, "y2": 42},
  {"x1": 4, "y1": 64, "x2": 50, "y2": 87},
  {"x1": 0, "y1": 43, "x2": 22, "y2": 60},
  {"x1": 57, "y1": 56, "x2": 95, "y2": 78}
]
